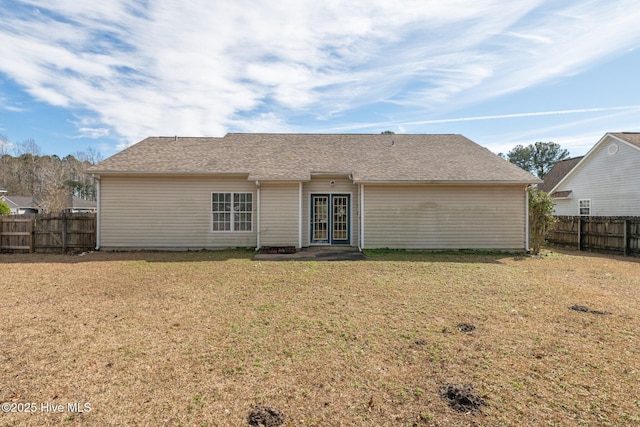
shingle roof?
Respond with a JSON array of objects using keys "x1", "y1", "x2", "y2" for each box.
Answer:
[
  {"x1": 1, "y1": 196, "x2": 39, "y2": 209},
  {"x1": 550, "y1": 190, "x2": 573, "y2": 198},
  {"x1": 610, "y1": 132, "x2": 640, "y2": 149},
  {"x1": 538, "y1": 156, "x2": 583, "y2": 193},
  {"x1": 88, "y1": 133, "x2": 539, "y2": 184},
  {"x1": 69, "y1": 196, "x2": 97, "y2": 209}
]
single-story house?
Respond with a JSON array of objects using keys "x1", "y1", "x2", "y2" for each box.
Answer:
[
  {"x1": 87, "y1": 133, "x2": 540, "y2": 251},
  {"x1": 0, "y1": 195, "x2": 42, "y2": 214},
  {"x1": 0, "y1": 193, "x2": 96, "y2": 215},
  {"x1": 63, "y1": 196, "x2": 98, "y2": 214},
  {"x1": 547, "y1": 132, "x2": 640, "y2": 216}
]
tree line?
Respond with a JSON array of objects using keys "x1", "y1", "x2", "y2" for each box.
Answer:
[
  {"x1": 500, "y1": 141, "x2": 569, "y2": 179},
  {"x1": 0, "y1": 136, "x2": 102, "y2": 213}
]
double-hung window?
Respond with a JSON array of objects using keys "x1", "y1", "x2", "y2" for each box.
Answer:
[
  {"x1": 212, "y1": 192, "x2": 253, "y2": 232},
  {"x1": 579, "y1": 199, "x2": 591, "y2": 216}
]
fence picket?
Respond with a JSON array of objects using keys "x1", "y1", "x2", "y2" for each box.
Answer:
[
  {"x1": 0, "y1": 213, "x2": 96, "y2": 253},
  {"x1": 547, "y1": 216, "x2": 640, "y2": 257}
]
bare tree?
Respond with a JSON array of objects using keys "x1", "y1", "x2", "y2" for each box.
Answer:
[
  {"x1": 0, "y1": 139, "x2": 102, "y2": 203},
  {"x1": 75, "y1": 147, "x2": 104, "y2": 165},
  {"x1": 37, "y1": 156, "x2": 71, "y2": 213},
  {"x1": 15, "y1": 138, "x2": 42, "y2": 157},
  {"x1": 0, "y1": 134, "x2": 11, "y2": 187}
]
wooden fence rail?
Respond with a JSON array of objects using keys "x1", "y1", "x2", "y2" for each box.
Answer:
[
  {"x1": 547, "y1": 216, "x2": 640, "y2": 256},
  {"x1": 0, "y1": 213, "x2": 96, "y2": 253}
]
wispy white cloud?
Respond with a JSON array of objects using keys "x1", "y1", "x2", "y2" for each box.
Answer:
[
  {"x1": 0, "y1": 99, "x2": 27, "y2": 113},
  {"x1": 316, "y1": 105, "x2": 640, "y2": 133},
  {"x1": 473, "y1": 107, "x2": 640, "y2": 155},
  {"x1": 75, "y1": 127, "x2": 110, "y2": 139},
  {"x1": 403, "y1": 106, "x2": 640, "y2": 126},
  {"x1": 1, "y1": 0, "x2": 640, "y2": 151}
]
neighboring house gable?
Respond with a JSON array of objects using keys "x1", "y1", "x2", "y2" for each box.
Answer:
[
  {"x1": 0, "y1": 196, "x2": 41, "y2": 214},
  {"x1": 550, "y1": 132, "x2": 640, "y2": 216},
  {"x1": 539, "y1": 156, "x2": 583, "y2": 194},
  {"x1": 88, "y1": 133, "x2": 540, "y2": 251}
]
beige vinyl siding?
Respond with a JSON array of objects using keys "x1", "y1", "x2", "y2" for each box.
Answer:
[
  {"x1": 553, "y1": 138, "x2": 640, "y2": 216},
  {"x1": 363, "y1": 184, "x2": 526, "y2": 249},
  {"x1": 259, "y1": 183, "x2": 300, "y2": 247},
  {"x1": 302, "y1": 176, "x2": 359, "y2": 247},
  {"x1": 99, "y1": 175, "x2": 257, "y2": 250}
]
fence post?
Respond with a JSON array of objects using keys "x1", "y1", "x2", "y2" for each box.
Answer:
[
  {"x1": 62, "y1": 215, "x2": 68, "y2": 252},
  {"x1": 623, "y1": 219, "x2": 628, "y2": 256},
  {"x1": 577, "y1": 218, "x2": 582, "y2": 251},
  {"x1": 29, "y1": 217, "x2": 35, "y2": 253}
]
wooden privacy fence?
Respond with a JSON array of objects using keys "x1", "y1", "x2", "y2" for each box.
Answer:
[
  {"x1": 547, "y1": 216, "x2": 640, "y2": 256},
  {"x1": 0, "y1": 213, "x2": 96, "y2": 253}
]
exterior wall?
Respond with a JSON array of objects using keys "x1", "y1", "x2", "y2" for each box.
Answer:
[
  {"x1": 362, "y1": 184, "x2": 527, "y2": 250},
  {"x1": 99, "y1": 175, "x2": 257, "y2": 250},
  {"x1": 302, "y1": 176, "x2": 359, "y2": 247},
  {"x1": 553, "y1": 138, "x2": 640, "y2": 216},
  {"x1": 259, "y1": 183, "x2": 300, "y2": 247}
]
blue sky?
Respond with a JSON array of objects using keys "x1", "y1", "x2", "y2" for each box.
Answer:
[{"x1": 1, "y1": 0, "x2": 640, "y2": 159}]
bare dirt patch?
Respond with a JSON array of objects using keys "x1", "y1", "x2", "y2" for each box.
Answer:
[
  {"x1": 439, "y1": 383, "x2": 486, "y2": 414},
  {"x1": 1, "y1": 248, "x2": 639, "y2": 426},
  {"x1": 456, "y1": 323, "x2": 476, "y2": 333},
  {"x1": 247, "y1": 405, "x2": 285, "y2": 427}
]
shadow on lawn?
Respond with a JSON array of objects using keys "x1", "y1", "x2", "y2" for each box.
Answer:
[
  {"x1": 544, "y1": 245, "x2": 640, "y2": 263},
  {"x1": 362, "y1": 248, "x2": 528, "y2": 264},
  {"x1": 0, "y1": 248, "x2": 256, "y2": 264},
  {"x1": 0, "y1": 248, "x2": 525, "y2": 264},
  {"x1": 5, "y1": 248, "x2": 600, "y2": 265}
]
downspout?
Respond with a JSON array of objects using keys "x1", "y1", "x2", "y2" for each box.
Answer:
[
  {"x1": 359, "y1": 183, "x2": 364, "y2": 251},
  {"x1": 525, "y1": 185, "x2": 530, "y2": 253},
  {"x1": 95, "y1": 176, "x2": 100, "y2": 250},
  {"x1": 298, "y1": 182, "x2": 303, "y2": 249},
  {"x1": 256, "y1": 181, "x2": 261, "y2": 250}
]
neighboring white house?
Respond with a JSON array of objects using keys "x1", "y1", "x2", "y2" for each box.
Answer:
[
  {"x1": 548, "y1": 132, "x2": 640, "y2": 216},
  {"x1": 62, "y1": 196, "x2": 98, "y2": 214},
  {"x1": 0, "y1": 194, "x2": 96, "y2": 214},
  {"x1": 87, "y1": 133, "x2": 540, "y2": 251},
  {"x1": 0, "y1": 195, "x2": 41, "y2": 214}
]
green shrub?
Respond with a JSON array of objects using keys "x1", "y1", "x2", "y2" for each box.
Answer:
[
  {"x1": 529, "y1": 188, "x2": 556, "y2": 254},
  {"x1": 0, "y1": 200, "x2": 11, "y2": 215}
]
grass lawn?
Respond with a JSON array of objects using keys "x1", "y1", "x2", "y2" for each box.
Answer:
[{"x1": 1, "y1": 249, "x2": 639, "y2": 426}]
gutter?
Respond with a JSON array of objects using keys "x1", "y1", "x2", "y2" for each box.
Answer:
[
  {"x1": 359, "y1": 184, "x2": 364, "y2": 251},
  {"x1": 350, "y1": 179, "x2": 541, "y2": 185}
]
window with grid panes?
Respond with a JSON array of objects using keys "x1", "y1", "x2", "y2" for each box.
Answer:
[
  {"x1": 579, "y1": 199, "x2": 590, "y2": 216},
  {"x1": 212, "y1": 192, "x2": 252, "y2": 231}
]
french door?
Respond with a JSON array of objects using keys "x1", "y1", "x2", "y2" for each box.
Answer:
[{"x1": 310, "y1": 194, "x2": 350, "y2": 245}]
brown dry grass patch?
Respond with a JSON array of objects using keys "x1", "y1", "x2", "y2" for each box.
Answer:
[{"x1": 1, "y1": 249, "x2": 639, "y2": 426}]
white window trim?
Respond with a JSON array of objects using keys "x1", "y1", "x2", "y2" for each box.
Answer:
[
  {"x1": 211, "y1": 192, "x2": 253, "y2": 233},
  {"x1": 579, "y1": 199, "x2": 591, "y2": 216}
]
